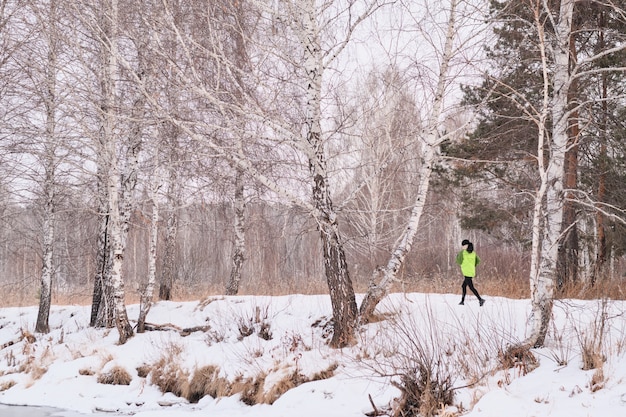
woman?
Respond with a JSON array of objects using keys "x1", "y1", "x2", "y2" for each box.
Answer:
[{"x1": 456, "y1": 239, "x2": 485, "y2": 306}]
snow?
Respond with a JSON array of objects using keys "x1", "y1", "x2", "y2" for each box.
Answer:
[{"x1": 1, "y1": 293, "x2": 626, "y2": 416}]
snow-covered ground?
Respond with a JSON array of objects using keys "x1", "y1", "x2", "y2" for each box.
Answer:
[{"x1": 1, "y1": 293, "x2": 625, "y2": 416}]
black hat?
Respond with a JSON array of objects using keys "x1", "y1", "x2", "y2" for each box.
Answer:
[{"x1": 461, "y1": 239, "x2": 470, "y2": 246}]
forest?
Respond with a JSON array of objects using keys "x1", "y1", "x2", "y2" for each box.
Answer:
[{"x1": 0, "y1": 0, "x2": 625, "y2": 349}]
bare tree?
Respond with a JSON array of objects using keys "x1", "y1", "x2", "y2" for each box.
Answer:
[
  {"x1": 32, "y1": 0, "x2": 61, "y2": 334},
  {"x1": 359, "y1": 0, "x2": 486, "y2": 322},
  {"x1": 99, "y1": 0, "x2": 133, "y2": 343},
  {"x1": 129, "y1": 0, "x2": 389, "y2": 347},
  {"x1": 138, "y1": 148, "x2": 161, "y2": 333}
]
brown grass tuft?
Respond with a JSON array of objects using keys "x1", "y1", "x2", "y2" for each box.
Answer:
[
  {"x1": 581, "y1": 349, "x2": 604, "y2": 371},
  {"x1": 589, "y1": 367, "x2": 605, "y2": 392},
  {"x1": 150, "y1": 357, "x2": 190, "y2": 398},
  {"x1": 498, "y1": 344, "x2": 538, "y2": 376},
  {"x1": 136, "y1": 364, "x2": 151, "y2": 378},
  {"x1": 0, "y1": 380, "x2": 16, "y2": 391},
  {"x1": 310, "y1": 363, "x2": 339, "y2": 381},
  {"x1": 231, "y1": 373, "x2": 266, "y2": 406},
  {"x1": 264, "y1": 371, "x2": 308, "y2": 404},
  {"x1": 97, "y1": 366, "x2": 132, "y2": 385},
  {"x1": 187, "y1": 365, "x2": 231, "y2": 403},
  {"x1": 79, "y1": 368, "x2": 95, "y2": 376}
]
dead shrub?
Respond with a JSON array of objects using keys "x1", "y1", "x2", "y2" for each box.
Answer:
[
  {"x1": 310, "y1": 362, "x2": 339, "y2": 381},
  {"x1": 79, "y1": 368, "x2": 95, "y2": 376},
  {"x1": 589, "y1": 367, "x2": 605, "y2": 392},
  {"x1": 392, "y1": 363, "x2": 454, "y2": 417},
  {"x1": 232, "y1": 373, "x2": 266, "y2": 406},
  {"x1": 187, "y1": 365, "x2": 231, "y2": 403},
  {"x1": 136, "y1": 364, "x2": 151, "y2": 378},
  {"x1": 264, "y1": 371, "x2": 309, "y2": 404},
  {"x1": 150, "y1": 357, "x2": 190, "y2": 398},
  {"x1": 97, "y1": 366, "x2": 132, "y2": 385},
  {"x1": 236, "y1": 305, "x2": 273, "y2": 341},
  {"x1": 498, "y1": 344, "x2": 538, "y2": 376},
  {"x1": 581, "y1": 346, "x2": 604, "y2": 371},
  {"x1": 576, "y1": 299, "x2": 608, "y2": 371},
  {"x1": 0, "y1": 380, "x2": 16, "y2": 391},
  {"x1": 363, "y1": 305, "x2": 457, "y2": 417}
]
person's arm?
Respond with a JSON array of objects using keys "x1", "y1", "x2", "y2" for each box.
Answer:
[
  {"x1": 456, "y1": 251, "x2": 463, "y2": 265},
  {"x1": 475, "y1": 254, "x2": 481, "y2": 266}
]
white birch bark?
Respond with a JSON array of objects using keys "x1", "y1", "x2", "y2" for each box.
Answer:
[
  {"x1": 35, "y1": 0, "x2": 58, "y2": 334},
  {"x1": 226, "y1": 165, "x2": 246, "y2": 295},
  {"x1": 298, "y1": 0, "x2": 358, "y2": 347},
  {"x1": 102, "y1": 0, "x2": 133, "y2": 344},
  {"x1": 526, "y1": 0, "x2": 575, "y2": 348},
  {"x1": 359, "y1": 0, "x2": 460, "y2": 322},
  {"x1": 159, "y1": 149, "x2": 179, "y2": 300},
  {"x1": 36, "y1": 161, "x2": 56, "y2": 334},
  {"x1": 528, "y1": 0, "x2": 552, "y2": 306},
  {"x1": 138, "y1": 159, "x2": 160, "y2": 333},
  {"x1": 225, "y1": 0, "x2": 248, "y2": 296}
]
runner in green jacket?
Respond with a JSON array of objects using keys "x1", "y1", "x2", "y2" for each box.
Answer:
[{"x1": 456, "y1": 239, "x2": 485, "y2": 306}]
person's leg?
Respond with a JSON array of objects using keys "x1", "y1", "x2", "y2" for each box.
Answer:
[
  {"x1": 460, "y1": 277, "x2": 469, "y2": 304},
  {"x1": 466, "y1": 278, "x2": 484, "y2": 305}
]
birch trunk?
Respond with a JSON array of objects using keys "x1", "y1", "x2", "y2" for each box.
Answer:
[
  {"x1": 36, "y1": 0, "x2": 58, "y2": 334},
  {"x1": 138, "y1": 172, "x2": 160, "y2": 333},
  {"x1": 36, "y1": 172, "x2": 55, "y2": 334},
  {"x1": 527, "y1": 0, "x2": 575, "y2": 348},
  {"x1": 90, "y1": 185, "x2": 114, "y2": 328},
  {"x1": 225, "y1": 0, "x2": 248, "y2": 297},
  {"x1": 119, "y1": 77, "x2": 144, "y2": 252},
  {"x1": 226, "y1": 167, "x2": 245, "y2": 295},
  {"x1": 359, "y1": 0, "x2": 458, "y2": 323},
  {"x1": 301, "y1": 0, "x2": 357, "y2": 347},
  {"x1": 101, "y1": 0, "x2": 133, "y2": 344},
  {"x1": 159, "y1": 159, "x2": 179, "y2": 300}
]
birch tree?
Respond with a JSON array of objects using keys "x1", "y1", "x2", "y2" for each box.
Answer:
[
  {"x1": 32, "y1": 0, "x2": 61, "y2": 333},
  {"x1": 359, "y1": 0, "x2": 486, "y2": 322},
  {"x1": 528, "y1": 0, "x2": 626, "y2": 347},
  {"x1": 129, "y1": 0, "x2": 390, "y2": 347},
  {"x1": 98, "y1": 0, "x2": 133, "y2": 343},
  {"x1": 0, "y1": 0, "x2": 76, "y2": 332},
  {"x1": 210, "y1": 0, "x2": 253, "y2": 296},
  {"x1": 138, "y1": 150, "x2": 161, "y2": 333}
]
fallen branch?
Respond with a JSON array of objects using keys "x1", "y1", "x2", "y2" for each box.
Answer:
[{"x1": 139, "y1": 322, "x2": 211, "y2": 337}]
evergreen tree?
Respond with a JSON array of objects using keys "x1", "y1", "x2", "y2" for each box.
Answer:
[{"x1": 444, "y1": 0, "x2": 626, "y2": 288}]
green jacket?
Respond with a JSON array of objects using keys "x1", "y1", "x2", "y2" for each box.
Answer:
[{"x1": 456, "y1": 249, "x2": 480, "y2": 278}]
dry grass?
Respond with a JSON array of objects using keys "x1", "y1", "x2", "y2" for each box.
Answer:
[
  {"x1": 310, "y1": 362, "x2": 339, "y2": 381},
  {"x1": 497, "y1": 344, "x2": 538, "y2": 376},
  {"x1": 3, "y1": 270, "x2": 626, "y2": 309},
  {"x1": 136, "y1": 365, "x2": 151, "y2": 378},
  {"x1": 149, "y1": 357, "x2": 190, "y2": 398},
  {"x1": 263, "y1": 370, "x2": 308, "y2": 405},
  {"x1": 232, "y1": 373, "x2": 266, "y2": 406},
  {"x1": 138, "y1": 356, "x2": 328, "y2": 405},
  {"x1": 187, "y1": 365, "x2": 231, "y2": 403},
  {"x1": 0, "y1": 380, "x2": 16, "y2": 391},
  {"x1": 97, "y1": 366, "x2": 132, "y2": 385},
  {"x1": 589, "y1": 367, "x2": 605, "y2": 392},
  {"x1": 574, "y1": 299, "x2": 609, "y2": 371}
]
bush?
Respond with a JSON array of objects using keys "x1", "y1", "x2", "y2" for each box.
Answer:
[{"x1": 97, "y1": 366, "x2": 132, "y2": 385}]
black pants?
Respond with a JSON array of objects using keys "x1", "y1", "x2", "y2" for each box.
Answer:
[{"x1": 461, "y1": 276, "x2": 481, "y2": 301}]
